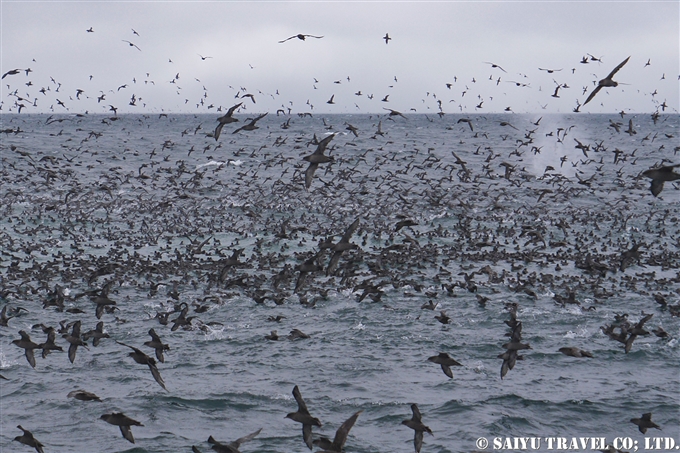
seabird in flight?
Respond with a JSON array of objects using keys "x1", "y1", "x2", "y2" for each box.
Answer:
[
  {"x1": 642, "y1": 163, "x2": 680, "y2": 197},
  {"x1": 583, "y1": 56, "x2": 630, "y2": 105},
  {"x1": 286, "y1": 385, "x2": 322, "y2": 449},
  {"x1": 279, "y1": 34, "x2": 324, "y2": 43}
]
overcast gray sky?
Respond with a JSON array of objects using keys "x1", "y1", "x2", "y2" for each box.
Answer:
[{"x1": 1, "y1": 1, "x2": 678, "y2": 114}]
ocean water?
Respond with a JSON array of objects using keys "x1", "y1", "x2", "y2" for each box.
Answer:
[{"x1": 0, "y1": 112, "x2": 679, "y2": 453}]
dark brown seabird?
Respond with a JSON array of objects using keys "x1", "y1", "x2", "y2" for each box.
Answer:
[
  {"x1": 14, "y1": 425, "x2": 45, "y2": 453},
  {"x1": 583, "y1": 56, "x2": 630, "y2": 105},
  {"x1": 82, "y1": 321, "x2": 109, "y2": 347},
  {"x1": 303, "y1": 133, "x2": 336, "y2": 189},
  {"x1": 558, "y1": 347, "x2": 593, "y2": 358},
  {"x1": 313, "y1": 410, "x2": 362, "y2": 452},
  {"x1": 279, "y1": 34, "x2": 324, "y2": 43},
  {"x1": 232, "y1": 113, "x2": 267, "y2": 134},
  {"x1": 144, "y1": 328, "x2": 170, "y2": 363},
  {"x1": 401, "y1": 403, "x2": 433, "y2": 453},
  {"x1": 116, "y1": 341, "x2": 168, "y2": 391},
  {"x1": 285, "y1": 385, "x2": 322, "y2": 449},
  {"x1": 207, "y1": 427, "x2": 262, "y2": 453},
  {"x1": 427, "y1": 352, "x2": 463, "y2": 378},
  {"x1": 68, "y1": 389, "x2": 102, "y2": 401},
  {"x1": 630, "y1": 413, "x2": 661, "y2": 434},
  {"x1": 326, "y1": 217, "x2": 361, "y2": 275},
  {"x1": 214, "y1": 102, "x2": 242, "y2": 140},
  {"x1": 100, "y1": 412, "x2": 144, "y2": 443},
  {"x1": 642, "y1": 163, "x2": 680, "y2": 197},
  {"x1": 11, "y1": 330, "x2": 40, "y2": 368},
  {"x1": 37, "y1": 326, "x2": 63, "y2": 358},
  {"x1": 62, "y1": 320, "x2": 88, "y2": 364}
]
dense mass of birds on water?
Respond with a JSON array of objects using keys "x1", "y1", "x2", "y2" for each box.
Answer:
[{"x1": 2, "y1": 28, "x2": 680, "y2": 453}]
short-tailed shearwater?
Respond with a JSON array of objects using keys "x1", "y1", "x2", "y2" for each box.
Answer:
[{"x1": 286, "y1": 385, "x2": 322, "y2": 449}]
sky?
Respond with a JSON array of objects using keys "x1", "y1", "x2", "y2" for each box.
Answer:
[{"x1": 0, "y1": 0, "x2": 678, "y2": 115}]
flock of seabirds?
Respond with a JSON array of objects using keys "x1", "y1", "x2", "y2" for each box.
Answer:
[{"x1": 1, "y1": 28, "x2": 680, "y2": 453}]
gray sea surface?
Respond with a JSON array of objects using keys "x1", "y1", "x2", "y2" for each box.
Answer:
[{"x1": 1, "y1": 112, "x2": 679, "y2": 452}]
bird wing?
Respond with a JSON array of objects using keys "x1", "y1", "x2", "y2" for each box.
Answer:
[
  {"x1": 227, "y1": 102, "x2": 243, "y2": 116},
  {"x1": 304, "y1": 163, "x2": 319, "y2": 189},
  {"x1": 71, "y1": 320, "x2": 81, "y2": 336},
  {"x1": 500, "y1": 359, "x2": 510, "y2": 379},
  {"x1": 231, "y1": 427, "x2": 262, "y2": 448},
  {"x1": 650, "y1": 179, "x2": 664, "y2": 197},
  {"x1": 583, "y1": 85, "x2": 602, "y2": 105},
  {"x1": 331, "y1": 410, "x2": 362, "y2": 451},
  {"x1": 148, "y1": 328, "x2": 161, "y2": 342},
  {"x1": 636, "y1": 313, "x2": 653, "y2": 328},
  {"x1": 315, "y1": 133, "x2": 336, "y2": 154},
  {"x1": 115, "y1": 340, "x2": 144, "y2": 355},
  {"x1": 414, "y1": 430, "x2": 424, "y2": 453},
  {"x1": 148, "y1": 362, "x2": 168, "y2": 391},
  {"x1": 411, "y1": 403, "x2": 423, "y2": 422},
  {"x1": 339, "y1": 217, "x2": 360, "y2": 243},
  {"x1": 624, "y1": 334, "x2": 637, "y2": 353},
  {"x1": 214, "y1": 123, "x2": 225, "y2": 141},
  {"x1": 294, "y1": 271, "x2": 308, "y2": 293},
  {"x1": 607, "y1": 56, "x2": 630, "y2": 79},
  {"x1": 302, "y1": 424, "x2": 313, "y2": 450},
  {"x1": 293, "y1": 385, "x2": 310, "y2": 414},
  {"x1": 68, "y1": 343, "x2": 78, "y2": 363},
  {"x1": 279, "y1": 36, "x2": 296, "y2": 43},
  {"x1": 441, "y1": 364, "x2": 453, "y2": 378},
  {"x1": 326, "y1": 251, "x2": 342, "y2": 276},
  {"x1": 155, "y1": 347, "x2": 165, "y2": 363},
  {"x1": 119, "y1": 425, "x2": 135, "y2": 443},
  {"x1": 25, "y1": 348, "x2": 37, "y2": 368}
]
